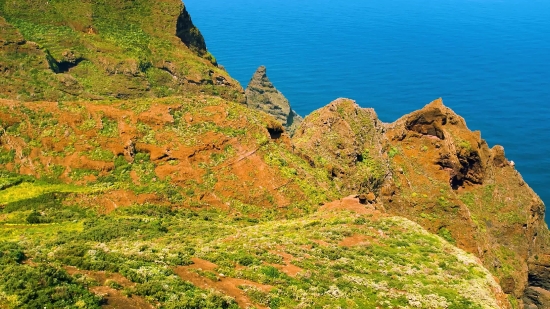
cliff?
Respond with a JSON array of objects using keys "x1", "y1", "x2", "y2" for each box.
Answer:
[
  {"x1": 245, "y1": 66, "x2": 303, "y2": 135},
  {"x1": 294, "y1": 97, "x2": 550, "y2": 308},
  {"x1": 0, "y1": 1, "x2": 548, "y2": 308}
]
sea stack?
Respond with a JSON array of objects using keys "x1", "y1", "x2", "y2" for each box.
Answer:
[{"x1": 245, "y1": 66, "x2": 303, "y2": 135}]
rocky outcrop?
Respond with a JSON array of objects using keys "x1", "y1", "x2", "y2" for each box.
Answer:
[
  {"x1": 292, "y1": 97, "x2": 550, "y2": 306},
  {"x1": 523, "y1": 286, "x2": 550, "y2": 309},
  {"x1": 386, "y1": 99, "x2": 550, "y2": 305},
  {"x1": 398, "y1": 99, "x2": 489, "y2": 189},
  {"x1": 293, "y1": 98, "x2": 387, "y2": 194},
  {"x1": 245, "y1": 66, "x2": 303, "y2": 135}
]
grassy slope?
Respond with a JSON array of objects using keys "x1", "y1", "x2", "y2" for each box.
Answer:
[
  {"x1": 0, "y1": 177, "x2": 506, "y2": 308},
  {"x1": 0, "y1": 0, "x2": 243, "y2": 102}
]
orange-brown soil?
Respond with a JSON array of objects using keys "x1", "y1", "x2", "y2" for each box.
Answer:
[
  {"x1": 319, "y1": 195, "x2": 386, "y2": 221},
  {"x1": 338, "y1": 234, "x2": 372, "y2": 247},
  {"x1": 175, "y1": 259, "x2": 273, "y2": 309},
  {"x1": 0, "y1": 98, "x2": 325, "y2": 217},
  {"x1": 64, "y1": 267, "x2": 153, "y2": 309},
  {"x1": 269, "y1": 251, "x2": 303, "y2": 277}
]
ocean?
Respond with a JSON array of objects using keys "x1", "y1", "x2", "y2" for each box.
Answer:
[{"x1": 184, "y1": 0, "x2": 550, "y2": 224}]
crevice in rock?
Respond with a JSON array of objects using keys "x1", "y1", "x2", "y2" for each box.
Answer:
[
  {"x1": 267, "y1": 127, "x2": 283, "y2": 139},
  {"x1": 450, "y1": 175, "x2": 464, "y2": 190},
  {"x1": 56, "y1": 58, "x2": 84, "y2": 73},
  {"x1": 438, "y1": 149, "x2": 484, "y2": 190},
  {"x1": 44, "y1": 49, "x2": 85, "y2": 74}
]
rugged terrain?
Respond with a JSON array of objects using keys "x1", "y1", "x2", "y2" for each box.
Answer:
[{"x1": 0, "y1": 1, "x2": 549, "y2": 308}]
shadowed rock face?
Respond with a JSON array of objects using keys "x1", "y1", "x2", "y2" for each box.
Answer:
[
  {"x1": 245, "y1": 66, "x2": 303, "y2": 135},
  {"x1": 524, "y1": 286, "x2": 550, "y2": 309},
  {"x1": 176, "y1": 6, "x2": 207, "y2": 57}
]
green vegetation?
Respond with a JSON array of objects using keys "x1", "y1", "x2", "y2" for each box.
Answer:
[
  {"x1": 0, "y1": 181, "x2": 96, "y2": 205},
  {"x1": 0, "y1": 1, "x2": 536, "y2": 308},
  {"x1": 0, "y1": 242, "x2": 103, "y2": 308},
  {"x1": 0, "y1": 149, "x2": 15, "y2": 164},
  {"x1": 0, "y1": 0, "x2": 243, "y2": 102},
  {"x1": 0, "y1": 170, "x2": 504, "y2": 308},
  {"x1": 356, "y1": 149, "x2": 386, "y2": 193},
  {"x1": 388, "y1": 146, "x2": 399, "y2": 158}
]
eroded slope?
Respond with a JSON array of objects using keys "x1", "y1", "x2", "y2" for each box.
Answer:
[{"x1": 0, "y1": 97, "x2": 337, "y2": 218}]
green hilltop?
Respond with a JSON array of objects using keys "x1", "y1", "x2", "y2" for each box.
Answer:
[{"x1": 0, "y1": 0, "x2": 242, "y2": 102}]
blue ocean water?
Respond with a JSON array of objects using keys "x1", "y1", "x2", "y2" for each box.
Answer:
[{"x1": 184, "y1": 0, "x2": 550, "y2": 224}]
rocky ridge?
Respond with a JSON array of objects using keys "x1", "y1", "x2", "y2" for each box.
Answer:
[
  {"x1": 294, "y1": 97, "x2": 550, "y2": 308},
  {"x1": 245, "y1": 66, "x2": 303, "y2": 135}
]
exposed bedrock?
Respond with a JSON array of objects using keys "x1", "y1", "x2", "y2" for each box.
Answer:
[
  {"x1": 293, "y1": 97, "x2": 550, "y2": 306},
  {"x1": 245, "y1": 66, "x2": 303, "y2": 136}
]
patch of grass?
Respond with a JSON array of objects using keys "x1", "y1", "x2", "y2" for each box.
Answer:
[
  {"x1": 0, "y1": 181, "x2": 93, "y2": 205},
  {"x1": 0, "y1": 149, "x2": 15, "y2": 164},
  {"x1": 388, "y1": 146, "x2": 399, "y2": 158},
  {"x1": 438, "y1": 227, "x2": 456, "y2": 244},
  {"x1": 86, "y1": 147, "x2": 115, "y2": 161},
  {"x1": 99, "y1": 117, "x2": 119, "y2": 137}
]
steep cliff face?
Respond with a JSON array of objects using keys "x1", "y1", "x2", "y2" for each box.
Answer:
[
  {"x1": 0, "y1": 0, "x2": 243, "y2": 102},
  {"x1": 245, "y1": 66, "x2": 303, "y2": 135},
  {"x1": 294, "y1": 98, "x2": 550, "y2": 307},
  {"x1": 385, "y1": 99, "x2": 550, "y2": 302},
  {"x1": 175, "y1": 6, "x2": 207, "y2": 57}
]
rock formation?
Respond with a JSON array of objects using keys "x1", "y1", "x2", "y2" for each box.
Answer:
[
  {"x1": 293, "y1": 98, "x2": 387, "y2": 194},
  {"x1": 294, "y1": 97, "x2": 550, "y2": 307},
  {"x1": 245, "y1": 66, "x2": 303, "y2": 135}
]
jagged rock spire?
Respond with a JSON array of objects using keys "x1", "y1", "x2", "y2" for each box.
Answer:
[{"x1": 245, "y1": 66, "x2": 302, "y2": 135}]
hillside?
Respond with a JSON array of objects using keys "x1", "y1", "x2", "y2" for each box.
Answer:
[
  {"x1": 0, "y1": 1, "x2": 549, "y2": 308},
  {"x1": 0, "y1": 0, "x2": 243, "y2": 102}
]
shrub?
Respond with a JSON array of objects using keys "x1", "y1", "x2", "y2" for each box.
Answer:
[{"x1": 260, "y1": 266, "x2": 280, "y2": 278}]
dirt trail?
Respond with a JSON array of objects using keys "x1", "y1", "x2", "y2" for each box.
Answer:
[
  {"x1": 175, "y1": 258, "x2": 273, "y2": 309},
  {"x1": 269, "y1": 251, "x2": 303, "y2": 277}
]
